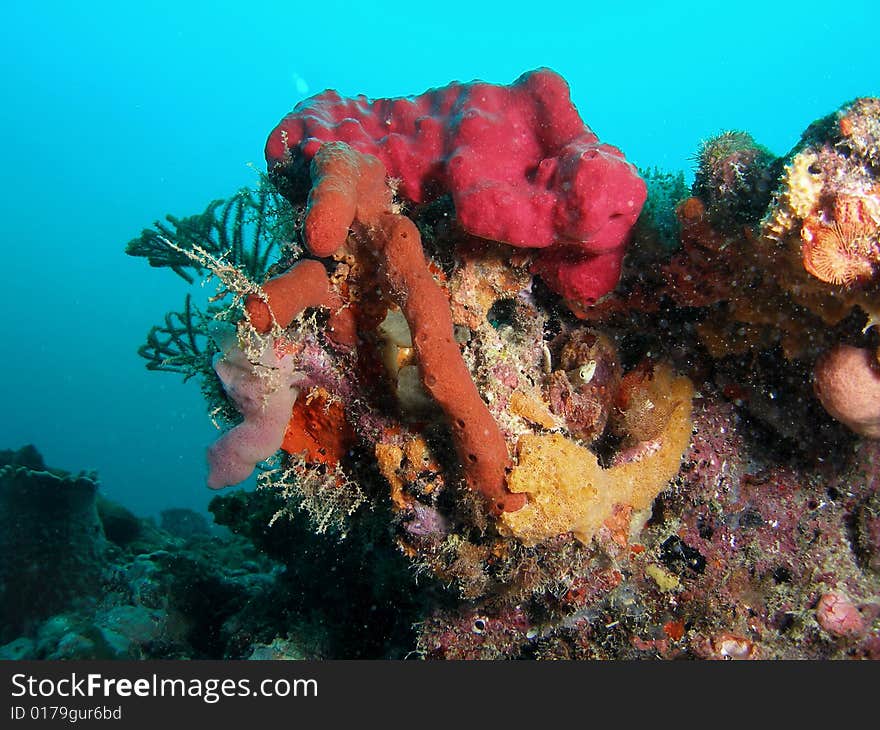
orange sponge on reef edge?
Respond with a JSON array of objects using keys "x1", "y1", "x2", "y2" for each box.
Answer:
[{"x1": 281, "y1": 389, "x2": 354, "y2": 466}]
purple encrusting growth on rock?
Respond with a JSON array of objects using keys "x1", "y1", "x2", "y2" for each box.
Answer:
[
  {"x1": 403, "y1": 501, "x2": 450, "y2": 538},
  {"x1": 681, "y1": 395, "x2": 745, "y2": 497}
]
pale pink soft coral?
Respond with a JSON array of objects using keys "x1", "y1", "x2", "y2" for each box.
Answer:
[
  {"x1": 813, "y1": 344, "x2": 880, "y2": 438},
  {"x1": 206, "y1": 327, "x2": 301, "y2": 489}
]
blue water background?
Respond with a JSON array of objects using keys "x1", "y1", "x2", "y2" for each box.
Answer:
[{"x1": 1, "y1": 0, "x2": 876, "y2": 517}]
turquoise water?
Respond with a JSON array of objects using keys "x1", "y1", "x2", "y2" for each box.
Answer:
[{"x1": 1, "y1": 0, "x2": 876, "y2": 517}]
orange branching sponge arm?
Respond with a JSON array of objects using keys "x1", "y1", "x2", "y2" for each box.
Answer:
[
  {"x1": 302, "y1": 141, "x2": 525, "y2": 514},
  {"x1": 244, "y1": 259, "x2": 356, "y2": 348}
]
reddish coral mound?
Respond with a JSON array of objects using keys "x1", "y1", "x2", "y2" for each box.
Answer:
[
  {"x1": 814, "y1": 344, "x2": 880, "y2": 438},
  {"x1": 266, "y1": 68, "x2": 646, "y2": 306},
  {"x1": 663, "y1": 197, "x2": 737, "y2": 307}
]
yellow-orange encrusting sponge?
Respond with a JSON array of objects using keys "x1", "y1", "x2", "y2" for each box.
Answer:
[{"x1": 500, "y1": 364, "x2": 694, "y2": 546}]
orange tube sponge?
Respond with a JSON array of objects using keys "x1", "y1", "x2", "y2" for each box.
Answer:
[
  {"x1": 311, "y1": 142, "x2": 524, "y2": 513},
  {"x1": 245, "y1": 259, "x2": 356, "y2": 347},
  {"x1": 304, "y1": 141, "x2": 391, "y2": 257},
  {"x1": 814, "y1": 344, "x2": 880, "y2": 438},
  {"x1": 369, "y1": 213, "x2": 525, "y2": 515}
]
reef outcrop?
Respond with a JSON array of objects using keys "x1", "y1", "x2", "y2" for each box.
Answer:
[{"x1": 125, "y1": 78, "x2": 880, "y2": 659}]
